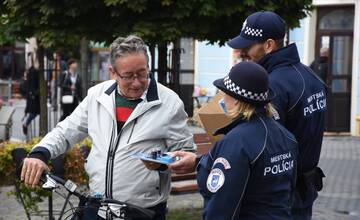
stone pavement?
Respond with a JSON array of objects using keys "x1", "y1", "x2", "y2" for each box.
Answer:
[
  {"x1": 8, "y1": 99, "x2": 27, "y2": 142},
  {"x1": 1, "y1": 136, "x2": 359, "y2": 219},
  {"x1": 314, "y1": 136, "x2": 360, "y2": 219},
  {"x1": 9, "y1": 99, "x2": 63, "y2": 142},
  {"x1": 1, "y1": 99, "x2": 360, "y2": 219}
]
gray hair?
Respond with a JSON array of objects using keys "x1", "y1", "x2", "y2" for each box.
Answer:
[{"x1": 110, "y1": 35, "x2": 148, "y2": 68}]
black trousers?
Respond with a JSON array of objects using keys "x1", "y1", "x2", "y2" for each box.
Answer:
[
  {"x1": 60, "y1": 102, "x2": 78, "y2": 122},
  {"x1": 80, "y1": 202, "x2": 167, "y2": 220}
]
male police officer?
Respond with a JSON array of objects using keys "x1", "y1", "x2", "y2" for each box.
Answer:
[{"x1": 226, "y1": 11, "x2": 326, "y2": 220}]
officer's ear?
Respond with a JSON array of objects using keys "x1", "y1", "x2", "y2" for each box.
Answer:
[{"x1": 263, "y1": 39, "x2": 277, "y2": 54}]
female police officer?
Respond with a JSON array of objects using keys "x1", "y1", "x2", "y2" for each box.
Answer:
[{"x1": 196, "y1": 61, "x2": 298, "y2": 220}]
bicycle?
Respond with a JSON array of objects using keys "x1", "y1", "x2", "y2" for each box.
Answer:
[{"x1": 12, "y1": 148, "x2": 155, "y2": 220}]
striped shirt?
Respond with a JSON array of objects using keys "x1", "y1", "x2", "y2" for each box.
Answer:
[{"x1": 115, "y1": 89, "x2": 142, "y2": 132}]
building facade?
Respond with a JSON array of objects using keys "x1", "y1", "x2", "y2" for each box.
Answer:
[
  {"x1": 289, "y1": 0, "x2": 360, "y2": 135},
  {"x1": 194, "y1": 0, "x2": 360, "y2": 135}
]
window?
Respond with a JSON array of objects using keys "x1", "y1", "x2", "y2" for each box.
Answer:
[{"x1": 319, "y1": 9, "x2": 354, "y2": 30}]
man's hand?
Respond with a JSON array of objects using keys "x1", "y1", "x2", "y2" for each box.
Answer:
[
  {"x1": 168, "y1": 151, "x2": 197, "y2": 174},
  {"x1": 21, "y1": 158, "x2": 49, "y2": 188}
]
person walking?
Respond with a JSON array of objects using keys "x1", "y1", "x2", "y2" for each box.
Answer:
[{"x1": 59, "y1": 58, "x2": 82, "y2": 121}]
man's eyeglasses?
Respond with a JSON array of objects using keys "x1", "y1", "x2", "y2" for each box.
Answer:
[{"x1": 114, "y1": 69, "x2": 149, "y2": 83}]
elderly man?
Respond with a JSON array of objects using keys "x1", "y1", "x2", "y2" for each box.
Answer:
[{"x1": 21, "y1": 35, "x2": 195, "y2": 220}]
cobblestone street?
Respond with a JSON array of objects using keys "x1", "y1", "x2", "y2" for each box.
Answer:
[
  {"x1": 1, "y1": 135, "x2": 360, "y2": 219},
  {"x1": 314, "y1": 137, "x2": 360, "y2": 219}
]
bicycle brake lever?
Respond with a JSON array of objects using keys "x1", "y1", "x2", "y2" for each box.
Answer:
[
  {"x1": 108, "y1": 203, "x2": 126, "y2": 218},
  {"x1": 42, "y1": 174, "x2": 57, "y2": 189},
  {"x1": 97, "y1": 203, "x2": 126, "y2": 219}
]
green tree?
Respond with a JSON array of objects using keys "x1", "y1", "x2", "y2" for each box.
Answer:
[
  {"x1": 1, "y1": 0, "x2": 312, "y2": 134},
  {"x1": 103, "y1": 0, "x2": 312, "y2": 88},
  {"x1": 0, "y1": 0, "x2": 105, "y2": 136}
]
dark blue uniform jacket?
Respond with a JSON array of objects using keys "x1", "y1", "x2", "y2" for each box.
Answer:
[
  {"x1": 258, "y1": 43, "x2": 327, "y2": 208},
  {"x1": 197, "y1": 110, "x2": 298, "y2": 220}
]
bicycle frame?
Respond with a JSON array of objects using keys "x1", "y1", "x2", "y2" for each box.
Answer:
[
  {"x1": 12, "y1": 148, "x2": 155, "y2": 220},
  {"x1": 42, "y1": 173, "x2": 155, "y2": 219}
]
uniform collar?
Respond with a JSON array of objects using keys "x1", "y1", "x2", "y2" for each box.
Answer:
[
  {"x1": 213, "y1": 117, "x2": 246, "y2": 136},
  {"x1": 258, "y1": 43, "x2": 300, "y2": 73}
]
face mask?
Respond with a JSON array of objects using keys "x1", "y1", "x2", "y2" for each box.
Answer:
[{"x1": 218, "y1": 98, "x2": 227, "y2": 113}]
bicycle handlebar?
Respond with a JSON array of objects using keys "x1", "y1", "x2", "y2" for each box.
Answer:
[{"x1": 12, "y1": 148, "x2": 155, "y2": 219}]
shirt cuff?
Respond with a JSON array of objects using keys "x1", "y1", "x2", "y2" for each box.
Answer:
[{"x1": 28, "y1": 147, "x2": 51, "y2": 164}]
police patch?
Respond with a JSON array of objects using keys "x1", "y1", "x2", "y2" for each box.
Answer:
[
  {"x1": 206, "y1": 168, "x2": 225, "y2": 193},
  {"x1": 212, "y1": 157, "x2": 231, "y2": 170}
]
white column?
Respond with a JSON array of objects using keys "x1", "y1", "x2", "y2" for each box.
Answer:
[
  {"x1": 303, "y1": 10, "x2": 317, "y2": 65},
  {"x1": 194, "y1": 40, "x2": 200, "y2": 86},
  {"x1": 350, "y1": 0, "x2": 360, "y2": 135}
]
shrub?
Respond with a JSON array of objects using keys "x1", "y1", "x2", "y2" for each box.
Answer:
[{"x1": 0, "y1": 138, "x2": 92, "y2": 213}]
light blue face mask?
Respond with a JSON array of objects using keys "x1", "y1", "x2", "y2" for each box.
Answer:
[{"x1": 218, "y1": 98, "x2": 227, "y2": 113}]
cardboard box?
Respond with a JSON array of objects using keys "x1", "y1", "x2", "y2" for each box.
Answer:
[{"x1": 195, "y1": 92, "x2": 232, "y2": 144}]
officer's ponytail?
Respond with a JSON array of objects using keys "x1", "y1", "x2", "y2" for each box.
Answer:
[{"x1": 228, "y1": 100, "x2": 273, "y2": 121}]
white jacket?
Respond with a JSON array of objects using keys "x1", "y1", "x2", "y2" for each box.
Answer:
[{"x1": 33, "y1": 76, "x2": 195, "y2": 207}]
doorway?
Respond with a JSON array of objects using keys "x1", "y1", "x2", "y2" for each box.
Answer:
[{"x1": 315, "y1": 6, "x2": 354, "y2": 132}]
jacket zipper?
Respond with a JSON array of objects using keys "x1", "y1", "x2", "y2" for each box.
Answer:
[
  {"x1": 108, "y1": 132, "x2": 122, "y2": 198},
  {"x1": 105, "y1": 118, "x2": 136, "y2": 199},
  {"x1": 105, "y1": 120, "x2": 122, "y2": 199},
  {"x1": 105, "y1": 124, "x2": 115, "y2": 198},
  {"x1": 127, "y1": 119, "x2": 137, "y2": 144}
]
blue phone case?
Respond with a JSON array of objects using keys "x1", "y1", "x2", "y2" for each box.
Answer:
[{"x1": 134, "y1": 152, "x2": 175, "y2": 165}]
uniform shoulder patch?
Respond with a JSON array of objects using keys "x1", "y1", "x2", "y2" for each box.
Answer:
[
  {"x1": 206, "y1": 168, "x2": 225, "y2": 193},
  {"x1": 212, "y1": 157, "x2": 231, "y2": 170}
]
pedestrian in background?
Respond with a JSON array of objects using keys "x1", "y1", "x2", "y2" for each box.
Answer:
[
  {"x1": 310, "y1": 47, "x2": 329, "y2": 84},
  {"x1": 59, "y1": 58, "x2": 82, "y2": 121},
  {"x1": 22, "y1": 54, "x2": 40, "y2": 135}
]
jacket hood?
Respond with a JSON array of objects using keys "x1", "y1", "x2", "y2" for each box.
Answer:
[{"x1": 258, "y1": 43, "x2": 300, "y2": 73}]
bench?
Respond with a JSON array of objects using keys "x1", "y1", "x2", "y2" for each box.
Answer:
[{"x1": 170, "y1": 133, "x2": 213, "y2": 194}]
